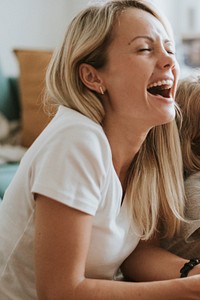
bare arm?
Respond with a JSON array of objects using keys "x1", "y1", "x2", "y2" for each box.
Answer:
[
  {"x1": 35, "y1": 195, "x2": 200, "y2": 300},
  {"x1": 121, "y1": 235, "x2": 200, "y2": 281}
]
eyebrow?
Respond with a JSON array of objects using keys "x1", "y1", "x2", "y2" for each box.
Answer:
[{"x1": 128, "y1": 35, "x2": 172, "y2": 45}]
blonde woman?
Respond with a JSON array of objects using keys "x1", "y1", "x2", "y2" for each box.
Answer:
[
  {"x1": 162, "y1": 75, "x2": 200, "y2": 259},
  {"x1": 0, "y1": 1, "x2": 200, "y2": 299}
]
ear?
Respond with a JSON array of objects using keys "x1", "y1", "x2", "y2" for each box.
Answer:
[{"x1": 79, "y1": 63, "x2": 104, "y2": 93}]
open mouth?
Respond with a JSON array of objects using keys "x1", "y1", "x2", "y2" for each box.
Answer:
[{"x1": 147, "y1": 80, "x2": 173, "y2": 98}]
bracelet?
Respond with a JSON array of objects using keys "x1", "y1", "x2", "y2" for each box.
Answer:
[{"x1": 180, "y1": 258, "x2": 200, "y2": 278}]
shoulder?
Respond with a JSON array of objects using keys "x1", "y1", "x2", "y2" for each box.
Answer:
[
  {"x1": 30, "y1": 106, "x2": 112, "y2": 173},
  {"x1": 52, "y1": 106, "x2": 111, "y2": 157}
]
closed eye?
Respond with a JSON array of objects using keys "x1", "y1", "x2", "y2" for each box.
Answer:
[
  {"x1": 167, "y1": 50, "x2": 175, "y2": 55},
  {"x1": 139, "y1": 48, "x2": 152, "y2": 52}
]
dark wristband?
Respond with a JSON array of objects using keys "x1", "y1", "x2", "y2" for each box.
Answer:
[{"x1": 180, "y1": 258, "x2": 200, "y2": 278}]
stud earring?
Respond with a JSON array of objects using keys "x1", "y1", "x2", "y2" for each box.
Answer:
[{"x1": 99, "y1": 86, "x2": 104, "y2": 95}]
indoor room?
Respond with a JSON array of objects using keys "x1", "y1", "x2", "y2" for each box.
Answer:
[{"x1": 0, "y1": 1, "x2": 200, "y2": 298}]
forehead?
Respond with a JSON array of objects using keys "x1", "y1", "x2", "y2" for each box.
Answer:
[{"x1": 113, "y1": 7, "x2": 169, "y2": 42}]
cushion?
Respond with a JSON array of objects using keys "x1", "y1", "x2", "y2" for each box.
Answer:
[
  {"x1": 0, "y1": 63, "x2": 20, "y2": 121},
  {"x1": 14, "y1": 49, "x2": 53, "y2": 147},
  {"x1": 0, "y1": 163, "x2": 19, "y2": 199}
]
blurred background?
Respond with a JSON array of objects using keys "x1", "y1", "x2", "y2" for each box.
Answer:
[{"x1": 0, "y1": 0, "x2": 200, "y2": 77}]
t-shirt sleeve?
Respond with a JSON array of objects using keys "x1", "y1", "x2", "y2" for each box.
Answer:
[{"x1": 31, "y1": 125, "x2": 110, "y2": 216}]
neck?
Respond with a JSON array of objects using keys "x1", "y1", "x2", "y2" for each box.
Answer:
[{"x1": 102, "y1": 117, "x2": 149, "y2": 187}]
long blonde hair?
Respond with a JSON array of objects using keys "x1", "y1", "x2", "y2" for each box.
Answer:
[
  {"x1": 45, "y1": 0, "x2": 185, "y2": 239},
  {"x1": 176, "y1": 75, "x2": 200, "y2": 177}
]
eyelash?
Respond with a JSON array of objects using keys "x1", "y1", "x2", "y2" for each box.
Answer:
[
  {"x1": 167, "y1": 50, "x2": 175, "y2": 55},
  {"x1": 139, "y1": 48, "x2": 175, "y2": 55},
  {"x1": 139, "y1": 48, "x2": 152, "y2": 52}
]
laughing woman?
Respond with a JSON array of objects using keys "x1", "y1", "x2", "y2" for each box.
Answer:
[{"x1": 0, "y1": 1, "x2": 200, "y2": 299}]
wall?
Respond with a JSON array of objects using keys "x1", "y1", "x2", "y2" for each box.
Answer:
[
  {"x1": 173, "y1": 0, "x2": 200, "y2": 36},
  {"x1": 0, "y1": 0, "x2": 200, "y2": 76},
  {"x1": 0, "y1": 0, "x2": 88, "y2": 76}
]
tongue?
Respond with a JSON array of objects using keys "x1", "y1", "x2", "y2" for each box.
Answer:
[
  {"x1": 148, "y1": 86, "x2": 170, "y2": 98},
  {"x1": 148, "y1": 86, "x2": 159, "y2": 95}
]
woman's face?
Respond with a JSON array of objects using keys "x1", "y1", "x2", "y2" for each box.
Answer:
[{"x1": 99, "y1": 8, "x2": 179, "y2": 129}]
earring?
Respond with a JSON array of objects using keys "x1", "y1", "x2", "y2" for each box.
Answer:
[{"x1": 99, "y1": 86, "x2": 104, "y2": 95}]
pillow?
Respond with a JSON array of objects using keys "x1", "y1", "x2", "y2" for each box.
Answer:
[
  {"x1": 0, "y1": 62, "x2": 19, "y2": 121},
  {"x1": 14, "y1": 49, "x2": 53, "y2": 147},
  {"x1": 0, "y1": 163, "x2": 19, "y2": 199}
]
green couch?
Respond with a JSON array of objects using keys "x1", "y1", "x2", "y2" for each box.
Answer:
[
  {"x1": 0, "y1": 63, "x2": 21, "y2": 199},
  {"x1": 0, "y1": 49, "x2": 53, "y2": 200}
]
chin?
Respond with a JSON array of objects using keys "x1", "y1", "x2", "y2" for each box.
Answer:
[
  {"x1": 161, "y1": 111, "x2": 175, "y2": 125},
  {"x1": 154, "y1": 106, "x2": 176, "y2": 126}
]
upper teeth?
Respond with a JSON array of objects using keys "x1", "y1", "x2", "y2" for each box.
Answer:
[{"x1": 148, "y1": 79, "x2": 173, "y2": 89}]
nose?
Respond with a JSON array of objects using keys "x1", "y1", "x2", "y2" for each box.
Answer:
[{"x1": 158, "y1": 51, "x2": 177, "y2": 70}]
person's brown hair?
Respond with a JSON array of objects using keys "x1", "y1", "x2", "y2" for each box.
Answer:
[{"x1": 176, "y1": 75, "x2": 200, "y2": 177}]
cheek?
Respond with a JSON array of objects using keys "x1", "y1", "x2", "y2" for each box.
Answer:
[
  {"x1": 174, "y1": 60, "x2": 180, "y2": 81},
  {"x1": 104, "y1": 57, "x2": 148, "y2": 96},
  {"x1": 172, "y1": 61, "x2": 180, "y2": 94}
]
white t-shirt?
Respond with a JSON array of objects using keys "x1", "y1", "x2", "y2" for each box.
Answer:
[{"x1": 0, "y1": 106, "x2": 140, "y2": 299}]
